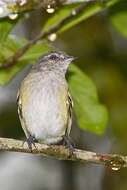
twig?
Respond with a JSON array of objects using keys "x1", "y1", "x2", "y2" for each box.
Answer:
[
  {"x1": 0, "y1": 0, "x2": 98, "y2": 18},
  {"x1": 0, "y1": 2, "x2": 88, "y2": 69},
  {"x1": 0, "y1": 0, "x2": 118, "y2": 70},
  {"x1": 0, "y1": 137, "x2": 127, "y2": 170}
]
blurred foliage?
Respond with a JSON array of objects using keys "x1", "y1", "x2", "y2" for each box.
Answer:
[
  {"x1": 0, "y1": 20, "x2": 15, "y2": 43},
  {"x1": 0, "y1": 0, "x2": 119, "y2": 18},
  {"x1": 109, "y1": 0, "x2": 127, "y2": 38},
  {"x1": 44, "y1": 2, "x2": 108, "y2": 34},
  {"x1": 0, "y1": 106, "x2": 23, "y2": 138},
  {"x1": 88, "y1": 63, "x2": 127, "y2": 140},
  {"x1": 0, "y1": 38, "x2": 50, "y2": 85},
  {"x1": 0, "y1": 0, "x2": 127, "y2": 136},
  {"x1": 68, "y1": 64, "x2": 108, "y2": 134}
]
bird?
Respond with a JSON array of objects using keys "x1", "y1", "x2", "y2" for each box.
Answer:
[{"x1": 17, "y1": 51, "x2": 75, "y2": 150}]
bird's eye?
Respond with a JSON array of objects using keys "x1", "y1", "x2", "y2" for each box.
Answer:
[{"x1": 50, "y1": 54, "x2": 58, "y2": 61}]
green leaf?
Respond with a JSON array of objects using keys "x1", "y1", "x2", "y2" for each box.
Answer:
[
  {"x1": 109, "y1": 0, "x2": 127, "y2": 38},
  {"x1": 0, "y1": 18, "x2": 51, "y2": 85},
  {"x1": 68, "y1": 64, "x2": 108, "y2": 134},
  {"x1": 0, "y1": 38, "x2": 50, "y2": 85},
  {"x1": 44, "y1": 4, "x2": 78, "y2": 33},
  {"x1": 44, "y1": 0, "x2": 119, "y2": 34},
  {"x1": 0, "y1": 19, "x2": 17, "y2": 43},
  {"x1": 20, "y1": 41, "x2": 50, "y2": 62},
  {"x1": 0, "y1": 60, "x2": 26, "y2": 85},
  {"x1": 0, "y1": 35, "x2": 25, "y2": 67}
]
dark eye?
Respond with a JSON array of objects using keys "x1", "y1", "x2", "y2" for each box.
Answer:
[{"x1": 50, "y1": 54, "x2": 59, "y2": 61}]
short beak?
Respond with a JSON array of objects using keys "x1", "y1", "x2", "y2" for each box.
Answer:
[{"x1": 66, "y1": 56, "x2": 77, "y2": 62}]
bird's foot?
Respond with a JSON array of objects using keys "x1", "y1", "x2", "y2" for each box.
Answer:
[
  {"x1": 23, "y1": 135, "x2": 37, "y2": 151},
  {"x1": 62, "y1": 136, "x2": 75, "y2": 156}
]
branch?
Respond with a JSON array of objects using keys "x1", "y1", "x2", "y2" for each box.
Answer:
[
  {"x1": 0, "y1": 2, "x2": 87, "y2": 69},
  {"x1": 0, "y1": 0, "x2": 110, "y2": 18},
  {"x1": 0, "y1": 0, "x2": 118, "y2": 70},
  {"x1": 0, "y1": 137, "x2": 126, "y2": 170}
]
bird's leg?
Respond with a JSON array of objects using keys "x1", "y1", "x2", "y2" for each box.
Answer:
[
  {"x1": 26, "y1": 135, "x2": 37, "y2": 151},
  {"x1": 62, "y1": 135, "x2": 75, "y2": 155}
]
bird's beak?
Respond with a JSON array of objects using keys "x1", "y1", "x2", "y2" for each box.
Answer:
[{"x1": 66, "y1": 56, "x2": 77, "y2": 62}]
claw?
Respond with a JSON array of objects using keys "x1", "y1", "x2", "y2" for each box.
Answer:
[
  {"x1": 24, "y1": 135, "x2": 37, "y2": 151},
  {"x1": 63, "y1": 136, "x2": 75, "y2": 155}
]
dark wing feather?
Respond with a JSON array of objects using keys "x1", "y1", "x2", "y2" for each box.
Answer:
[
  {"x1": 65, "y1": 91, "x2": 73, "y2": 135},
  {"x1": 17, "y1": 91, "x2": 23, "y2": 119}
]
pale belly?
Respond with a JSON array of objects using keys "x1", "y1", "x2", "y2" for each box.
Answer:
[{"x1": 22, "y1": 83, "x2": 68, "y2": 144}]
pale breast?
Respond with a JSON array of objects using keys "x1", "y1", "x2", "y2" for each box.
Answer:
[{"x1": 20, "y1": 72, "x2": 68, "y2": 143}]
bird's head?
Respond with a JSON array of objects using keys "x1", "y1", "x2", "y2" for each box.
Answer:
[{"x1": 38, "y1": 51, "x2": 75, "y2": 73}]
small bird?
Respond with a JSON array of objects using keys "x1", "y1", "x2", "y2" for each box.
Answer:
[{"x1": 17, "y1": 51, "x2": 75, "y2": 149}]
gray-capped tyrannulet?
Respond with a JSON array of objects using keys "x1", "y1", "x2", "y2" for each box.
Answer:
[{"x1": 17, "y1": 51, "x2": 75, "y2": 150}]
